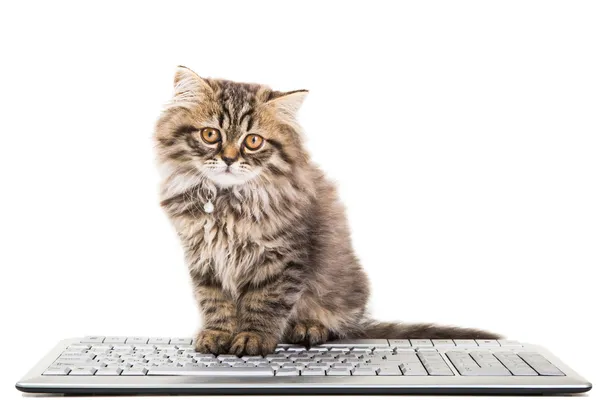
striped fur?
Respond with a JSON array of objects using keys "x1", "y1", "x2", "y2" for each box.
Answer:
[{"x1": 155, "y1": 66, "x2": 500, "y2": 356}]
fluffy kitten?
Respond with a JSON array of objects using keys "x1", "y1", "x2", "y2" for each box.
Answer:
[{"x1": 155, "y1": 66, "x2": 499, "y2": 356}]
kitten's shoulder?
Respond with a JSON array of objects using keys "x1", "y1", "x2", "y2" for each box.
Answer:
[{"x1": 309, "y1": 163, "x2": 342, "y2": 200}]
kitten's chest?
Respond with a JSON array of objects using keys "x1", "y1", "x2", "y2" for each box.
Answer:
[{"x1": 176, "y1": 212, "x2": 268, "y2": 297}]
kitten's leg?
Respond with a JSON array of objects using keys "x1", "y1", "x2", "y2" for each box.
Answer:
[
  {"x1": 230, "y1": 262, "x2": 305, "y2": 356},
  {"x1": 192, "y1": 274, "x2": 237, "y2": 354},
  {"x1": 285, "y1": 320, "x2": 331, "y2": 346}
]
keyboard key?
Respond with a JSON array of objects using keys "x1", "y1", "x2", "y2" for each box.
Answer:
[
  {"x1": 104, "y1": 337, "x2": 128, "y2": 344},
  {"x1": 53, "y1": 362, "x2": 105, "y2": 368},
  {"x1": 215, "y1": 354, "x2": 236, "y2": 360},
  {"x1": 126, "y1": 337, "x2": 149, "y2": 344},
  {"x1": 60, "y1": 351, "x2": 88, "y2": 357},
  {"x1": 365, "y1": 362, "x2": 397, "y2": 369},
  {"x1": 350, "y1": 348, "x2": 372, "y2": 354},
  {"x1": 231, "y1": 362, "x2": 249, "y2": 367},
  {"x1": 134, "y1": 345, "x2": 156, "y2": 351},
  {"x1": 302, "y1": 368, "x2": 326, "y2": 376},
  {"x1": 313, "y1": 357, "x2": 337, "y2": 363},
  {"x1": 372, "y1": 348, "x2": 393, "y2": 354},
  {"x1": 95, "y1": 367, "x2": 123, "y2": 376},
  {"x1": 69, "y1": 367, "x2": 97, "y2": 375},
  {"x1": 327, "y1": 368, "x2": 352, "y2": 376},
  {"x1": 57, "y1": 355, "x2": 96, "y2": 363},
  {"x1": 518, "y1": 353, "x2": 564, "y2": 376},
  {"x1": 68, "y1": 345, "x2": 91, "y2": 350},
  {"x1": 378, "y1": 367, "x2": 403, "y2": 376},
  {"x1": 276, "y1": 351, "x2": 297, "y2": 357},
  {"x1": 410, "y1": 339, "x2": 433, "y2": 347},
  {"x1": 111, "y1": 344, "x2": 133, "y2": 352},
  {"x1": 388, "y1": 340, "x2": 411, "y2": 348},
  {"x1": 43, "y1": 367, "x2": 71, "y2": 376},
  {"x1": 193, "y1": 353, "x2": 216, "y2": 358},
  {"x1": 170, "y1": 338, "x2": 192, "y2": 345},
  {"x1": 148, "y1": 337, "x2": 171, "y2": 344},
  {"x1": 432, "y1": 340, "x2": 455, "y2": 347},
  {"x1": 81, "y1": 336, "x2": 105, "y2": 344},
  {"x1": 518, "y1": 352, "x2": 551, "y2": 362},
  {"x1": 399, "y1": 364, "x2": 428, "y2": 375},
  {"x1": 453, "y1": 340, "x2": 478, "y2": 347},
  {"x1": 453, "y1": 364, "x2": 478, "y2": 374},
  {"x1": 275, "y1": 367, "x2": 300, "y2": 376},
  {"x1": 446, "y1": 351, "x2": 480, "y2": 369},
  {"x1": 445, "y1": 350, "x2": 474, "y2": 358},
  {"x1": 352, "y1": 367, "x2": 378, "y2": 376},
  {"x1": 121, "y1": 367, "x2": 148, "y2": 376},
  {"x1": 510, "y1": 367, "x2": 539, "y2": 376},
  {"x1": 338, "y1": 355, "x2": 360, "y2": 362},
  {"x1": 330, "y1": 362, "x2": 353, "y2": 369},
  {"x1": 322, "y1": 339, "x2": 389, "y2": 347},
  {"x1": 100, "y1": 357, "x2": 122, "y2": 364},
  {"x1": 150, "y1": 353, "x2": 171, "y2": 360},
  {"x1": 292, "y1": 358, "x2": 314, "y2": 364},
  {"x1": 178, "y1": 363, "x2": 204, "y2": 369},
  {"x1": 242, "y1": 356, "x2": 265, "y2": 361},
  {"x1": 265, "y1": 354, "x2": 286, "y2": 360},
  {"x1": 385, "y1": 354, "x2": 420, "y2": 362},
  {"x1": 306, "y1": 363, "x2": 328, "y2": 370},
  {"x1": 498, "y1": 340, "x2": 522, "y2": 347},
  {"x1": 461, "y1": 367, "x2": 511, "y2": 376},
  {"x1": 476, "y1": 340, "x2": 500, "y2": 347},
  {"x1": 470, "y1": 351, "x2": 505, "y2": 368},
  {"x1": 321, "y1": 352, "x2": 345, "y2": 358},
  {"x1": 306, "y1": 348, "x2": 328, "y2": 353},
  {"x1": 282, "y1": 363, "x2": 304, "y2": 371},
  {"x1": 253, "y1": 362, "x2": 270, "y2": 368},
  {"x1": 425, "y1": 367, "x2": 453, "y2": 376},
  {"x1": 149, "y1": 367, "x2": 274, "y2": 376},
  {"x1": 287, "y1": 346, "x2": 308, "y2": 352},
  {"x1": 417, "y1": 352, "x2": 453, "y2": 375}
]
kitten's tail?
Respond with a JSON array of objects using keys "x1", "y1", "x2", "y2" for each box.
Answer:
[{"x1": 350, "y1": 320, "x2": 501, "y2": 339}]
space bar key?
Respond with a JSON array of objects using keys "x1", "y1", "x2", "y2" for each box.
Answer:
[{"x1": 147, "y1": 367, "x2": 274, "y2": 376}]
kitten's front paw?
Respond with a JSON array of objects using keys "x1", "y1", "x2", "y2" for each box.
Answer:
[
  {"x1": 195, "y1": 329, "x2": 232, "y2": 354},
  {"x1": 286, "y1": 320, "x2": 330, "y2": 346},
  {"x1": 229, "y1": 331, "x2": 278, "y2": 356}
]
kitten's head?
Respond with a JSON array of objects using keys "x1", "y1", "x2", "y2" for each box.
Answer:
[{"x1": 155, "y1": 66, "x2": 308, "y2": 188}]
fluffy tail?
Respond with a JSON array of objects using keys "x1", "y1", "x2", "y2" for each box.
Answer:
[{"x1": 350, "y1": 320, "x2": 501, "y2": 339}]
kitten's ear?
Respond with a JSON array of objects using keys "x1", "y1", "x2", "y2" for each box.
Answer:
[
  {"x1": 170, "y1": 66, "x2": 213, "y2": 107},
  {"x1": 265, "y1": 90, "x2": 308, "y2": 119}
]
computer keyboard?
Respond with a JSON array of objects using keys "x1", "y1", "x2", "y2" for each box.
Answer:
[{"x1": 16, "y1": 336, "x2": 592, "y2": 395}]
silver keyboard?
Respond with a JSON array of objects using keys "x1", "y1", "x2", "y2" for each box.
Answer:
[{"x1": 16, "y1": 336, "x2": 592, "y2": 395}]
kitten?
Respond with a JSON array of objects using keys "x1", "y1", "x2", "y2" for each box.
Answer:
[{"x1": 155, "y1": 66, "x2": 500, "y2": 356}]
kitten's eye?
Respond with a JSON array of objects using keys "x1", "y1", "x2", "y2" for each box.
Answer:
[
  {"x1": 244, "y1": 134, "x2": 264, "y2": 150},
  {"x1": 200, "y1": 128, "x2": 221, "y2": 144}
]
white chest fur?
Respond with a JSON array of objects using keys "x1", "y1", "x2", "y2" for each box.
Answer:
[{"x1": 177, "y1": 214, "x2": 266, "y2": 298}]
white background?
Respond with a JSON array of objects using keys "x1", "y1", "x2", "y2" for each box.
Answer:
[{"x1": 1, "y1": 1, "x2": 598, "y2": 398}]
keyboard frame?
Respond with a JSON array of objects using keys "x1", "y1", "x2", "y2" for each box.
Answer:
[{"x1": 15, "y1": 338, "x2": 592, "y2": 395}]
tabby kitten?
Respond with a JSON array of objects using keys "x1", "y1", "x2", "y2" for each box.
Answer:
[{"x1": 155, "y1": 66, "x2": 499, "y2": 356}]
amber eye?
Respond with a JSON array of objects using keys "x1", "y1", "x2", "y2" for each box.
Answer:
[
  {"x1": 244, "y1": 134, "x2": 264, "y2": 150},
  {"x1": 200, "y1": 128, "x2": 221, "y2": 144}
]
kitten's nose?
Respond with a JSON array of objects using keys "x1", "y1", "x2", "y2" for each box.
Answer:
[
  {"x1": 221, "y1": 146, "x2": 239, "y2": 166},
  {"x1": 222, "y1": 156, "x2": 237, "y2": 166}
]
